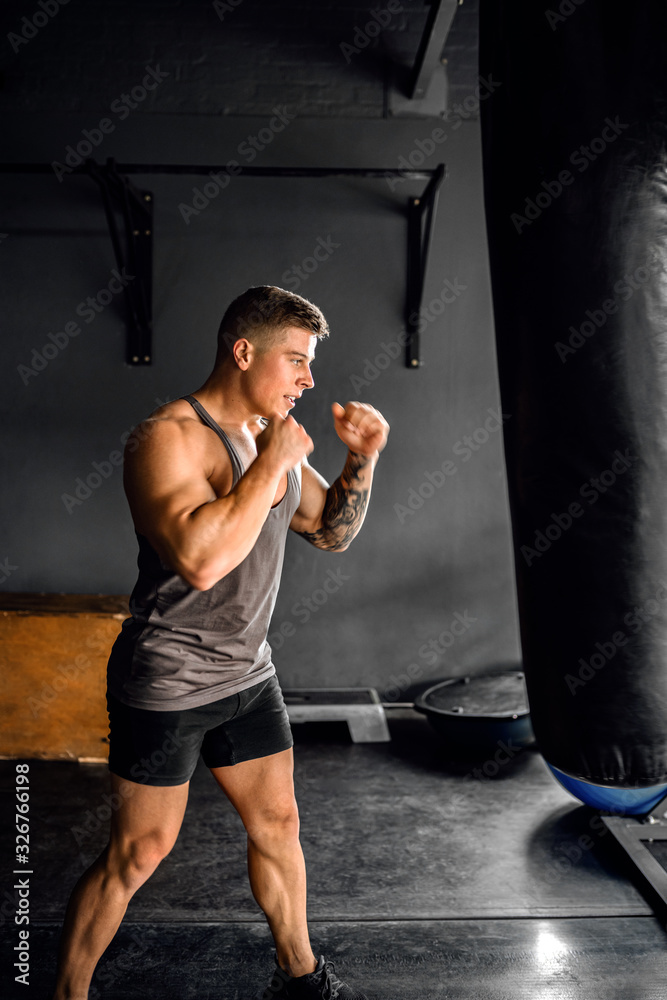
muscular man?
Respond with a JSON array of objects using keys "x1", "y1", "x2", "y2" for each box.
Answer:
[{"x1": 52, "y1": 286, "x2": 389, "y2": 1000}]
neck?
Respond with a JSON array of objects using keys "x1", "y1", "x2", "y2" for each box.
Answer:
[{"x1": 191, "y1": 363, "x2": 263, "y2": 435}]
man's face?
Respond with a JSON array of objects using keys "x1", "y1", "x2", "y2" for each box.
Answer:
[{"x1": 246, "y1": 326, "x2": 317, "y2": 419}]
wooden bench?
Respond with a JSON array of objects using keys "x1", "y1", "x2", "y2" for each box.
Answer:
[{"x1": 0, "y1": 594, "x2": 128, "y2": 762}]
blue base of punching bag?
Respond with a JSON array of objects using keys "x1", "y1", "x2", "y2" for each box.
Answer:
[{"x1": 547, "y1": 763, "x2": 667, "y2": 816}]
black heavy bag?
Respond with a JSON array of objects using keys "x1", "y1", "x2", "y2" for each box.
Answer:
[{"x1": 479, "y1": 0, "x2": 667, "y2": 789}]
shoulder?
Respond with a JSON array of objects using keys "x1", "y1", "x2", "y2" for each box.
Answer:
[
  {"x1": 124, "y1": 399, "x2": 210, "y2": 458},
  {"x1": 122, "y1": 399, "x2": 233, "y2": 522},
  {"x1": 122, "y1": 399, "x2": 234, "y2": 496}
]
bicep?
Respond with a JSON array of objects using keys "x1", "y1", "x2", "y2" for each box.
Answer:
[
  {"x1": 289, "y1": 456, "x2": 329, "y2": 534},
  {"x1": 124, "y1": 420, "x2": 229, "y2": 561}
]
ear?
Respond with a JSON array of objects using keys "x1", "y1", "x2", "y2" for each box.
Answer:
[{"x1": 232, "y1": 338, "x2": 253, "y2": 370}]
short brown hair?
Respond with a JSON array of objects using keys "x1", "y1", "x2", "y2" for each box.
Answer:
[{"x1": 216, "y1": 285, "x2": 330, "y2": 362}]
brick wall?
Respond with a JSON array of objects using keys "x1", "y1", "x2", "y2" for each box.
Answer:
[{"x1": 0, "y1": 0, "x2": 479, "y2": 118}]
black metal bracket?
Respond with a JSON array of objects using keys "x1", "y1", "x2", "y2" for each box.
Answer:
[
  {"x1": 86, "y1": 159, "x2": 153, "y2": 365},
  {"x1": 1, "y1": 160, "x2": 446, "y2": 367},
  {"x1": 601, "y1": 790, "x2": 667, "y2": 920},
  {"x1": 409, "y1": 0, "x2": 460, "y2": 101},
  {"x1": 406, "y1": 163, "x2": 446, "y2": 367}
]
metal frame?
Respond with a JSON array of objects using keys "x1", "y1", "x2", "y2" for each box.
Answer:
[
  {"x1": 408, "y1": 0, "x2": 461, "y2": 100},
  {"x1": 86, "y1": 160, "x2": 153, "y2": 365},
  {"x1": 1, "y1": 159, "x2": 446, "y2": 368},
  {"x1": 602, "y1": 791, "x2": 667, "y2": 918},
  {"x1": 406, "y1": 163, "x2": 446, "y2": 367}
]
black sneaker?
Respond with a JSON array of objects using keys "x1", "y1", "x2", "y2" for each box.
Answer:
[
  {"x1": 287, "y1": 955, "x2": 368, "y2": 999},
  {"x1": 254, "y1": 955, "x2": 368, "y2": 1000},
  {"x1": 252, "y1": 955, "x2": 290, "y2": 999}
]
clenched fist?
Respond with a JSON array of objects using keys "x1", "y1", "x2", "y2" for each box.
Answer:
[
  {"x1": 331, "y1": 401, "x2": 389, "y2": 457},
  {"x1": 257, "y1": 413, "x2": 314, "y2": 474}
]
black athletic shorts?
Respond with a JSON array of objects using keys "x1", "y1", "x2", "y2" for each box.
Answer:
[{"x1": 107, "y1": 675, "x2": 294, "y2": 786}]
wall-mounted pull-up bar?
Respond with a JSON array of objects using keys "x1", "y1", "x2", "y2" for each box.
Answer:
[{"x1": 1, "y1": 159, "x2": 446, "y2": 368}]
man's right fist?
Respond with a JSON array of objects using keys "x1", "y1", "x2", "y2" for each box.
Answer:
[{"x1": 257, "y1": 414, "x2": 314, "y2": 474}]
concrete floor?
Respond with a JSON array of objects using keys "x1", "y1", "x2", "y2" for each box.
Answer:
[{"x1": 2, "y1": 711, "x2": 667, "y2": 999}]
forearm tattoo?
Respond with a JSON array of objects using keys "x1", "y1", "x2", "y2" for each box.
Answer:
[{"x1": 298, "y1": 452, "x2": 371, "y2": 551}]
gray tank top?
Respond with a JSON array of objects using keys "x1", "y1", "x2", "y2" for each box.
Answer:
[{"x1": 107, "y1": 395, "x2": 302, "y2": 710}]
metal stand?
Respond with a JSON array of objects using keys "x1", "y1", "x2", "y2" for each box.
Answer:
[
  {"x1": 1, "y1": 160, "x2": 446, "y2": 367},
  {"x1": 408, "y1": 0, "x2": 460, "y2": 101},
  {"x1": 602, "y1": 791, "x2": 667, "y2": 919},
  {"x1": 282, "y1": 687, "x2": 391, "y2": 743},
  {"x1": 86, "y1": 160, "x2": 153, "y2": 365},
  {"x1": 406, "y1": 163, "x2": 446, "y2": 367}
]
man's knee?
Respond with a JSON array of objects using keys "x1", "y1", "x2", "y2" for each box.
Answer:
[
  {"x1": 246, "y1": 796, "x2": 300, "y2": 846},
  {"x1": 108, "y1": 832, "x2": 176, "y2": 890}
]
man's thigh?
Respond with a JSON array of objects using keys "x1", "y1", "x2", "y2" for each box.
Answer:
[
  {"x1": 209, "y1": 748, "x2": 297, "y2": 829},
  {"x1": 107, "y1": 772, "x2": 190, "y2": 851}
]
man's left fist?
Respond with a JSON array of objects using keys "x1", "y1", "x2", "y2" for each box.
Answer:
[{"x1": 331, "y1": 401, "x2": 390, "y2": 457}]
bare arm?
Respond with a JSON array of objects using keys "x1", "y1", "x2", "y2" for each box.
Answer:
[
  {"x1": 290, "y1": 402, "x2": 389, "y2": 551},
  {"x1": 124, "y1": 411, "x2": 312, "y2": 591}
]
